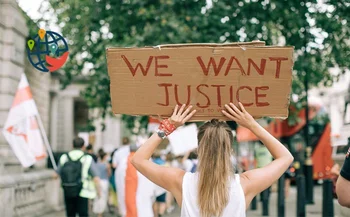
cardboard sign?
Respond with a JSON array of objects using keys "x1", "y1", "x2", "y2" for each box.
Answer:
[
  {"x1": 167, "y1": 124, "x2": 198, "y2": 156},
  {"x1": 107, "y1": 42, "x2": 294, "y2": 121}
]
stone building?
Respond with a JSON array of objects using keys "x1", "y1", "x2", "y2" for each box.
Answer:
[
  {"x1": 0, "y1": 0, "x2": 122, "y2": 216},
  {"x1": 309, "y1": 70, "x2": 350, "y2": 148}
]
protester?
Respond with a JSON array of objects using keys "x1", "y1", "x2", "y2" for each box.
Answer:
[
  {"x1": 86, "y1": 144, "x2": 98, "y2": 163},
  {"x1": 239, "y1": 156, "x2": 249, "y2": 173},
  {"x1": 188, "y1": 150, "x2": 198, "y2": 173},
  {"x1": 231, "y1": 155, "x2": 239, "y2": 173},
  {"x1": 132, "y1": 103, "x2": 293, "y2": 217},
  {"x1": 284, "y1": 164, "x2": 295, "y2": 198},
  {"x1": 165, "y1": 153, "x2": 175, "y2": 214},
  {"x1": 112, "y1": 137, "x2": 131, "y2": 169},
  {"x1": 109, "y1": 147, "x2": 119, "y2": 192},
  {"x1": 331, "y1": 163, "x2": 340, "y2": 198},
  {"x1": 56, "y1": 137, "x2": 101, "y2": 217},
  {"x1": 152, "y1": 151, "x2": 167, "y2": 217},
  {"x1": 108, "y1": 147, "x2": 119, "y2": 212},
  {"x1": 116, "y1": 143, "x2": 157, "y2": 217},
  {"x1": 336, "y1": 146, "x2": 350, "y2": 207},
  {"x1": 93, "y1": 149, "x2": 111, "y2": 217},
  {"x1": 112, "y1": 136, "x2": 131, "y2": 214},
  {"x1": 254, "y1": 141, "x2": 273, "y2": 203}
]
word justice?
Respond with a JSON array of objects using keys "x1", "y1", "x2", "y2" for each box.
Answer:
[
  {"x1": 121, "y1": 55, "x2": 289, "y2": 78},
  {"x1": 156, "y1": 83, "x2": 270, "y2": 108}
]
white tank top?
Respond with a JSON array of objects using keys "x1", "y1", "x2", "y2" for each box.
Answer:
[{"x1": 181, "y1": 173, "x2": 246, "y2": 217}]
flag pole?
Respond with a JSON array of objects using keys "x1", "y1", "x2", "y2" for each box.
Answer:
[{"x1": 36, "y1": 115, "x2": 57, "y2": 170}]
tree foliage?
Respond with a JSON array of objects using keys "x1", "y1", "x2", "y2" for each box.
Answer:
[{"x1": 39, "y1": 0, "x2": 349, "y2": 133}]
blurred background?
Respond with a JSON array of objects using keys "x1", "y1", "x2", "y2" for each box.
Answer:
[{"x1": 0, "y1": 0, "x2": 349, "y2": 216}]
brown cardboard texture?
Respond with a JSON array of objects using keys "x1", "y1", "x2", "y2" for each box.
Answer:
[{"x1": 107, "y1": 43, "x2": 294, "y2": 121}]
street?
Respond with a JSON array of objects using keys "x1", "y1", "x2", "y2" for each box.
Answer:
[
  {"x1": 40, "y1": 185, "x2": 345, "y2": 217},
  {"x1": 39, "y1": 206, "x2": 181, "y2": 217}
]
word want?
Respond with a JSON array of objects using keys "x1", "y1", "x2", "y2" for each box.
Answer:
[{"x1": 121, "y1": 55, "x2": 288, "y2": 78}]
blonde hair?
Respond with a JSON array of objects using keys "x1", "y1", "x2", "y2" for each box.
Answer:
[{"x1": 197, "y1": 119, "x2": 234, "y2": 217}]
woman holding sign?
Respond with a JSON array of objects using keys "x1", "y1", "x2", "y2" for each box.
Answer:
[{"x1": 132, "y1": 103, "x2": 293, "y2": 217}]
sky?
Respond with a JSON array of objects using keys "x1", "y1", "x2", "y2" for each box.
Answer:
[
  {"x1": 17, "y1": 0, "x2": 60, "y2": 32},
  {"x1": 17, "y1": 0, "x2": 44, "y2": 20},
  {"x1": 18, "y1": 0, "x2": 213, "y2": 19}
]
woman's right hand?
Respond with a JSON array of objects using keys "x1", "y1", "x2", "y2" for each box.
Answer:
[
  {"x1": 168, "y1": 104, "x2": 196, "y2": 128},
  {"x1": 222, "y1": 102, "x2": 256, "y2": 129}
]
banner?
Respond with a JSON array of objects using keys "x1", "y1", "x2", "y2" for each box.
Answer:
[
  {"x1": 2, "y1": 74, "x2": 47, "y2": 167},
  {"x1": 107, "y1": 42, "x2": 294, "y2": 121}
]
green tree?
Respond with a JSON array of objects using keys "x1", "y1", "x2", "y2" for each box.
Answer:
[{"x1": 39, "y1": 0, "x2": 349, "y2": 133}]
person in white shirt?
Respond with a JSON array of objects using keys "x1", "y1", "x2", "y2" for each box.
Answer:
[
  {"x1": 112, "y1": 137, "x2": 131, "y2": 170},
  {"x1": 116, "y1": 144, "x2": 158, "y2": 217},
  {"x1": 131, "y1": 103, "x2": 293, "y2": 217}
]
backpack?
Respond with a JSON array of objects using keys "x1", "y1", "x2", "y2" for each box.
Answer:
[{"x1": 60, "y1": 153, "x2": 85, "y2": 197}]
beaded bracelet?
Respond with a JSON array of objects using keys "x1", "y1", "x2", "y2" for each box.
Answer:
[{"x1": 158, "y1": 119, "x2": 177, "y2": 136}]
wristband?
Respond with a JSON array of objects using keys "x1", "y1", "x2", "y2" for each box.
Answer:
[{"x1": 158, "y1": 119, "x2": 177, "y2": 136}]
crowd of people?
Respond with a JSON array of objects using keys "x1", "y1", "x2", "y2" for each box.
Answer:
[
  {"x1": 54, "y1": 104, "x2": 350, "y2": 217},
  {"x1": 55, "y1": 135, "x2": 201, "y2": 217}
]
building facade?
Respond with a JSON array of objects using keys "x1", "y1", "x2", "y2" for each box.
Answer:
[
  {"x1": 309, "y1": 70, "x2": 350, "y2": 148},
  {"x1": 0, "y1": 0, "x2": 123, "y2": 216},
  {"x1": 0, "y1": 1, "x2": 61, "y2": 216}
]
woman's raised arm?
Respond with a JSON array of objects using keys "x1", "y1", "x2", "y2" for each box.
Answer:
[
  {"x1": 131, "y1": 104, "x2": 196, "y2": 205},
  {"x1": 222, "y1": 102, "x2": 294, "y2": 206}
]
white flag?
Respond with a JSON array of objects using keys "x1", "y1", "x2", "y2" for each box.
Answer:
[{"x1": 2, "y1": 74, "x2": 47, "y2": 167}]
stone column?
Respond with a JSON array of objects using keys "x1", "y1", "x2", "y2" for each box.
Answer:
[
  {"x1": 49, "y1": 92, "x2": 59, "y2": 151},
  {"x1": 56, "y1": 96, "x2": 74, "y2": 152},
  {"x1": 101, "y1": 115, "x2": 122, "y2": 152},
  {"x1": 0, "y1": 0, "x2": 29, "y2": 175},
  {"x1": 0, "y1": 1, "x2": 66, "y2": 216}
]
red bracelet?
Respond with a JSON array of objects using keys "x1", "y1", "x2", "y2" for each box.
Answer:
[{"x1": 158, "y1": 119, "x2": 177, "y2": 136}]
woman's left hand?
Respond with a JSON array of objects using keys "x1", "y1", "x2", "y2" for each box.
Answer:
[{"x1": 168, "y1": 104, "x2": 196, "y2": 128}]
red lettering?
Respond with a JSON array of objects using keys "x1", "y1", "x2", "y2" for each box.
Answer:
[
  {"x1": 247, "y1": 58, "x2": 266, "y2": 76},
  {"x1": 225, "y1": 56, "x2": 246, "y2": 76},
  {"x1": 121, "y1": 55, "x2": 153, "y2": 76},
  {"x1": 236, "y1": 86, "x2": 253, "y2": 107},
  {"x1": 155, "y1": 56, "x2": 172, "y2": 76},
  {"x1": 230, "y1": 86, "x2": 234, "y2": 103},
  {"x1": 255, "y1": 86, "x2": 270, "y2": 107},
  {"x1": 211, "y1": 85, "x2": 225, "y2": 106},
  {"x1": 269, "y1": 57, "x2": 288, "y2": 78},
  {"x1": 196, "y1": 84, "x2": 210, "y2": 108},
  {"x1": 157, "y1": 83, "x2": 172, "y2": 106},
  {"x1": 175, "y1": 85, "x2": 191, "y2": 105},
  {"x1": 196, "y1": 57, "x2": 226, "y2": 76}
]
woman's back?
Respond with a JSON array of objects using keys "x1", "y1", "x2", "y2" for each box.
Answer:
[
  {"x1": 96, "y1": 161, "x2": 109, "y2": 180},
  {"x1": 181, "y1": 173, "x2": 245, "y2": 217},
  {"x1": 131, "y1": 104, "x2": 294, "y2": 217}
]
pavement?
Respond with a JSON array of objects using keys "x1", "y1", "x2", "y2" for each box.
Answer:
[
  {"x1": 40, "y1": 185, "x2": 344, "y2": 217},
  {"x1": 247, "y1": 184, "x2": 342, "y2": 217},
  {"x1": 39, "y1": 204, "x2": 181, "y2": 217}
]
